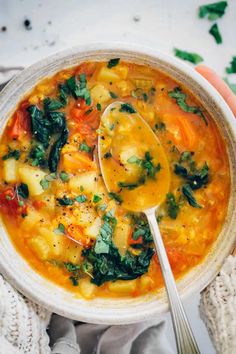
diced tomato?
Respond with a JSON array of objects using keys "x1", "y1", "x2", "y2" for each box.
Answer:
[
  {"x1": 8, "y1": 102, "x2": 31, "y2": 140},
  {"x1": 0, "y1": 187, "x2": 27, "y2": 217},
  {"x1": 66, "y1": 224, "x2": 91, "y2": 248},
  {"x1": 153, "y1": 247, "x2": 186, "y2": 270},
  {"x1": 75, "y1": 63, "x2": 96, "y2": 77},
  {"x1": 32, "y1": 200, "x2": 46, "y2": 210},
  {"x1": 128, "y1": 229, "x2": 143, "y2": 245}
]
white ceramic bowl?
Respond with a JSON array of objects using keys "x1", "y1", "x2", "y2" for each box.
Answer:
[{"x1": 0, "y1": 43, "x2": 235, "y2": 324}]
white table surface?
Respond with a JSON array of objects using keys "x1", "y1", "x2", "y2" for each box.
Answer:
[{"x1": 1, "y1": 0, "x2": 236, "y2": 353}]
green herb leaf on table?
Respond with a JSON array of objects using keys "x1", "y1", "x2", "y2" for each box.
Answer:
[
  {"x1": 168, "y1": 87, "x2": 207, "y2": 125},
  {"x1": 198, "y1": 1, "x2": 228, "y2": 21},
  {"x1": 223, "y1": 78, "x2": 236, "y2": 94},
  {"x1": 2, "y1": 148, "x2": 20, "y2": 161},
  {"x1": 182, "y1": 184, "x2": 202, "y2": 208},
  {"x1": 174, "y1": 49, "x2": 204, "y2": 64},
  {"x1": 209, "y1": 23, "x2": 222, "y2": 44},
  {"x1": 119, "y1": 103, "x2": 136, "y2": 114},
  {"x1": 226, "y1": 56, "x2": 236, "y2": 74},
  {"x1": 107, "y1": 58, "x2": 120, "y2": 68},
  {"x1": 166, "y1": 193, "x2": 180, "y2": 219}
]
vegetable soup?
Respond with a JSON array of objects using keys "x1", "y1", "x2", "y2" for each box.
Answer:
[{"x1": 0, "y1": 59, "x2": 230, "y2": 299}]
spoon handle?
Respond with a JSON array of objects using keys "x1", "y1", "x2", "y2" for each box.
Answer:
[{"x1": 145, "y1": 210, "x2": 200, "y2": 354}]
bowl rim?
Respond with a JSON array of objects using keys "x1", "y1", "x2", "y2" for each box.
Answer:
[{"x1": 0, "y1": 42, "x2": 236, "y2": 325}]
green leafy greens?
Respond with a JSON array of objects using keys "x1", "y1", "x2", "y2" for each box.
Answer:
[
  {"x1": 168, "y1": 87, "x2": 207, "y2": 125},
  {"x1": 119, "y1": 103, "x2": 136, "y2": 114},
  {"x1": 107, "y1": 58, "x2": 120, "y2": 68},
  {"x1": 82, "y1": 211, "x2": 154, "y2": 286},
  {"x1": 166, "y1": 193, "x2": 180, "y2": 219},
  {"x1": 174, "y1": 49, "x2": 204, "y2": 64}
]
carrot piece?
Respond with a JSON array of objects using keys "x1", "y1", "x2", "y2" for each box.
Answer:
[
  {"x1": 62, "y1": 151, "x2": 95, "y2": 173},
  {"x1": 67, "y1": 224, "x2": 91, "y2": 248}
]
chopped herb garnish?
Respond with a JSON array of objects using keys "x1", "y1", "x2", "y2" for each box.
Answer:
[
  {"x1": 96, "y1": 103, "x2": 102, "y2": 111},
  {"x1": 57, "y1": 196, "x2": 74, "y2": 206},
  {"x1": 40, "y1": 178, "x2": 50, "y2": 190},
  {"x1": 93, "y1": 194, "x2": 102, "y2": 203},
  {"x1": 66, "y1": 74, "x2": 91, "y2": 105},
  {"x1": 198, "y1": 1, "x2": 228, "y2": 20},
  {"x1": 79, "y1": 141, "x2": 91, "y2": 152},
  {"x1": 223, "y1": 78, "x2": 236, "y2": 94},
  {"x1": 209, "y1": 23, "x2": 222, "y2": 44},
  {"x1": 154, "y1": 122, "x2": 166, "y2": 131},
  {"x1": 16, "y1": 183, "x2": 29, "y2": 199},
  {"x1": 104, "y1": 152, "x2": 112, "y2": 159},
  {"x1": 182, "y1": 184, "x2": 202, "y2": 208},
  {"x1": 174, "y1": 49, "x2": 204, "y2": 64},
  {"x1": 43, "y1": 97, "x2": 64, "y2": 111},
  {"x1": 119, "y1": 103, "x2": 136, "y2": 114},
  {"x1": 2, "y1": 148, "x2": 20, "y2": 161},
  {"x1": 174, "y1": 161, "x2": 209, "y2": 190},
  {"x1": 127, "y1": 155, "x2": 142, "y2": 164},
  {"x1": 168, "y1": 87, "x2": 207, "y2": 125},
  {"x1": 110, "y1": 91, "x2": 118, "y2": 99},
  {"x1": 29, "y1": 144, "x2": 46, "y2": 167},
  {"x1": 75, "y1": 195, "x2": 87, "y2": 203},
  {"x1": 107, "y1": 58, "x2": 120, "y2": 68},
  {"x1": 54, "y1": 223, "x2": 65, "y2": 235},
  {"x1": 69, "y1": 276, "x2": 79, "y2": 286},
  {"x1": 226, "y1": 56, "x2": 236, "y2": 74},
  {"x1": 60, "y1": 171, "x2": 69, "y2": 182},
  {"x1": 166, "y1": 193, "x2": 180, "y2": 219},
  {"x1": 108, "y1": 192, "x2": 123, "y2": 204},
  {"x1": 118, "y1": 181, "x2": 140, "y2": 190}
]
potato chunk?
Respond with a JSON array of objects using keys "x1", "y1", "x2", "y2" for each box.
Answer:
[
  {"x1": 108, "y1": 279, "x2": 137, "y2": 294},
  {"x1": 84, "y1": 217, "x2": 101, "y2": 239},
  {"x1": 3, "y1": 158, "x2": 18, "y2": 183},
  {"x1": 18, "y1": 165, "x2": 46, "y2": 196},
  {"x1": 97, "y1": 67, "x2": 120, "y2": 83},
  {"x1": 69, "y1": 171, "x2": 97, "y2": 194},
  {"x1": 79, "y1": 277, "x2": 96, "y2": 299},
  {"x1": 90, "y1": 84, "x2": 110, "y2": 103},
  {"x1": 28, "y1": 237, "x2": 50, "y2": 260}
]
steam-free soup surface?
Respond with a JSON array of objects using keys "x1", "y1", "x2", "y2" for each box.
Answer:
[{"x1": 0, "y1": 60, "x2": 230, "y2": 299}]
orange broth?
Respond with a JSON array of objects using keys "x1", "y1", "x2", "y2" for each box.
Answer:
[{"x1": 0, "y1": 60, "x2": 230, "y2": 299}]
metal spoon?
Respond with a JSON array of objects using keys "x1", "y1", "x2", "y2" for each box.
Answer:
[{"x1": 98, "y1": 101, "x2": 200, "y2": 354}]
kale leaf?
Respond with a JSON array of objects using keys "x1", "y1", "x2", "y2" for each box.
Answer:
[
  {"x1": 166, "y1": 192, "x2": 180, "y2": 219},
  {"x1": 182, "y1": 184, "x2": 202, "y2": 208},
  {"x1": 107, "y1": 58, "x2": 120, "y2": 68}
]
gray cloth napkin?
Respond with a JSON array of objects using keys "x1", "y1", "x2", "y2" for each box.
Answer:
[
  {"x1": 49, "y1": 315, "x2": 174, "y2": 354},
  {"x1": 0, "y1": 68, "x2": 175, "y2": 354}
]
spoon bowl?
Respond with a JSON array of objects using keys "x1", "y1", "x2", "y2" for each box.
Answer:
[{"x1": 98, "y1": 101, "x2": 200, "y2": 354}]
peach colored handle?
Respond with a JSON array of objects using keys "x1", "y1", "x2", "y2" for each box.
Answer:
[{"x1": 196, "y1": 65, "x2": 236, "y2": 117}]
